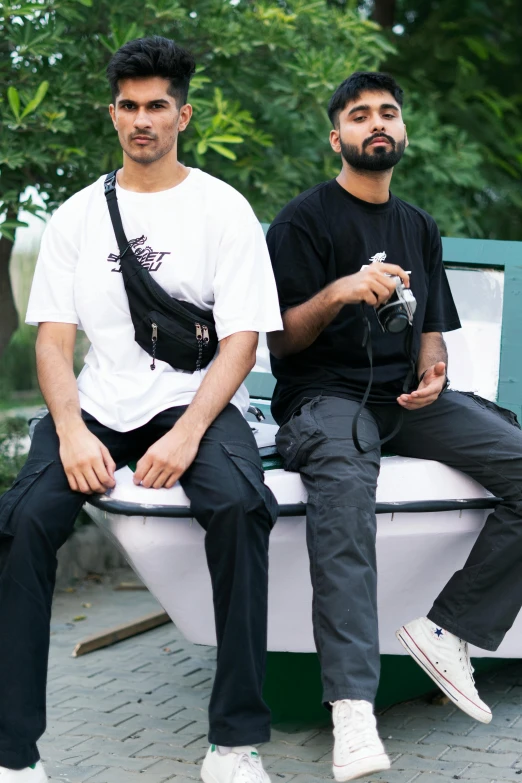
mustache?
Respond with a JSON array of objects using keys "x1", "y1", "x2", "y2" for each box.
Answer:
[
  {"x1": 363, "y1": 133, "x2": 396, "y2": 149},
  {"x1": 130, "y1": 132, "x2": 157, "y2": 140}
]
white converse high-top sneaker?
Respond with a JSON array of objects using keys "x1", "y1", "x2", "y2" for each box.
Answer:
[
  {"x1": 331, "y1": 700, "x2": 390, "y2": 782},
  {"x1": 396, "y1": 617, "x2": 492, "y2": 723}
]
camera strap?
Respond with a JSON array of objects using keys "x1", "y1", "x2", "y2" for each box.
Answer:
[{"x1": 352, "y1": 304, "x2": 415, "y2": 454}]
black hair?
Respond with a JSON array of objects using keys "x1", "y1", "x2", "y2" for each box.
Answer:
[
  {"x1": 106, "y1": 36, "x2": 196, "y2": 106},
  {"x1": 327, "y1": 71, "x2": 404, "y2": 128}
]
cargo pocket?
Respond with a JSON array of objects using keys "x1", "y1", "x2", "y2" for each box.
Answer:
[
  {"x1": 221, "y1": 442, "x2": 279, "y2": 526},
  {"x1": 458, "y1": 391, "x2": 521, "y2": 430},
  {"x1": 0, "y1": 459, "x2": 54, "y2": 538},
  {"x1": 275, "y1": 400, "x2": 323, "y2": 472}
]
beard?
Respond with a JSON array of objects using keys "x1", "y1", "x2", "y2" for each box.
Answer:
[
  {"x1": 340, "y1": 133, "x2": 406, "y2": 172},
  {"x1": 121, "y1": 132, "x2": 176, "y2": 165}
]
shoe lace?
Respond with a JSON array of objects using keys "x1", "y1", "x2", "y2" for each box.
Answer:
[
  {"x1": 235, "y1": 752, "x2": 265, "y2": 783},
  {"x1": 335, "y1": 701, "x2": 380, "y2": 755},
  {"x1": 458, "y1": 638, "x2": 475, "y2": 684}
]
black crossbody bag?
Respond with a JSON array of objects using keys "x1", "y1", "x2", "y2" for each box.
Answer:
[{"x1": 104, "y1": 170, "x2": 218, "y2": 373}]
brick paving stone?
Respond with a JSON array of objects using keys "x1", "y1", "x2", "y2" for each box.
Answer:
[
  {"x1": 358, "y1": 773, "x2": 418, "y2": 783},
  {"x1": 72, "y1": 736, "x2": 154, "y2": 758},
  {"x1": 441, "y1": 747, "x2": 520, "y2": 767},
  {"x1": 490, "y1": 737, "x2": 522, "y2": 753},
  {"x1": 133, "y1": 743, "x2": 207, "y2": 764},
  {"x1": 272, "y1": 729, "x2": 324, "y2": 746},
  {"x1": 145, "y1": 759, "x2": 202, "y2": 779},
  {"x1": 380, "y1": 728, "x2": 431, "y2": 743},
  {"x1": 398, "y1": 717, "x2": 474, "y2": 735},
  {"x1": 414, "y1": 775, "x2": 494, "y2": 783},
  {"x1": 258, "y1": 742, "x2": 329, "y2": 763},
  {"x1": 264, "y1": 757, "x2": 332, "y2": 777},
  {"x1": 462, "y1": 764, "x2": 522, "y2": 781},
  {"x1": 42, "y1": 761, "x2": 108, "y2": 782},
  {"x1": 467, "y1": 724, "x2": 522, "y2": 741},
  {"x1": 418, "y1": 730, "x2": 498, "y2": 750},
  {"x1": 76, "y1": 754, "x2": 162, "y2": 774},
  {"x1": 58, "y1": 709, "x2": 140, "y2": 726},
  {"x1": 389, "y1": 753, "x2": 467, "y2": 775},
  {"x1": 87, "y1": 767, "x2": 173, "y2": 782},
  {"x1": 38, "y1": 571, "x2": 522, "y2": 783},
  {"x1": 65, "y1": 722, "x2": 148, "y2": 741},
  {"x1": 131, "y1": 729, "x2": 207, "y2": 749}
]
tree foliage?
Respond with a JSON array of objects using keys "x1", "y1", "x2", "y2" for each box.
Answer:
[
  {"x1": 1, "y1": 0, "x2": 392, "y2": 355},
  {"x1": 1, "y1": 0, "x2": 395, "y2": 224},
  {"x1": 378, "y1": 0, "x2": 522, "y2": 240},
  {"x1": 1, "y1": 0, "x2": 521, "y2": 363}
]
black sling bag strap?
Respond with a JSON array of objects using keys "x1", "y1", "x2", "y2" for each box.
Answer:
[
  {"x1": 352, "y1": 304, "x2": 415, "y2": 454},
  {"x1": 103, "y1": 170, "x2": 218, "y2": 373}
]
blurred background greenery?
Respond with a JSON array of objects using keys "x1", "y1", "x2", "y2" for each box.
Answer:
[{"x1": 1, "y1": 0, "x2": 521, "y2": 406}]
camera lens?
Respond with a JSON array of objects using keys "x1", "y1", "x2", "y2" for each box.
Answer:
[{"x1": 382, "y1": 310, "x2": 410, "y2": 333}]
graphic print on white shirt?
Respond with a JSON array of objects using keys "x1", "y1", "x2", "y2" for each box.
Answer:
[
  {"x1": 107, "y1": 235, "x2": 171, "y2": 273},
  {"x1": 26, "y1": 169, "x2": 283, "y2": 432}
]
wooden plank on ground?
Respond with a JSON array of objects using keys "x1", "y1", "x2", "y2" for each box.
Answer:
[
  {"x1": 114, "y1": 582, "x2": 148, "y2": 591},
  {"x1": 72, "y1": 610, "x2": 171, "y2": 657}
]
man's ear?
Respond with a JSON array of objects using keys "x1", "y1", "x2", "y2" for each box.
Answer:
[
  {"x1": 178, "y1": 103, "x2": 193, "y2": 133},
  {"x1": 404, "y1": 125, "x2": 409, "y2": 149},
  {"x1": 109, "y1": 104, "x2": 117, "y2": 131},
  {"x1": 330, "y1": 128, "x2": 341, "y2": 154}
]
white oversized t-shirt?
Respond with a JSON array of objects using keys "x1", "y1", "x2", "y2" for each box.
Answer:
[{"x1": 26, "y1": 169, "x2": 283, "y2": 432}]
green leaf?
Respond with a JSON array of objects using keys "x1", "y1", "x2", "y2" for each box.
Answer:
[
  {"x1": 20, "y1": 81, "x2": 50, "y2": 119},
  {"x1": 209, "y1": 135, "x2": 244, "y2": 144},
  {"x1": 207, "y1": 142, "x2": 238, "y2": 160},
  {"x1": 464, "y1": 37, "x2": 489, "y2": 61},
  {"x1": 7, "y1": 87, "x2": 21, "y2": 121}
]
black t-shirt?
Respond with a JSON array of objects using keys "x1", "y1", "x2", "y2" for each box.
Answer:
[{"x1": 267, "y1": 180, "x2": 461, "y2": 425}]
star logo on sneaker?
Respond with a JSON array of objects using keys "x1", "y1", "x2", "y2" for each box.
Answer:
[{"x1": 434, "y1": 627, "x2": 444, "y2": 638}]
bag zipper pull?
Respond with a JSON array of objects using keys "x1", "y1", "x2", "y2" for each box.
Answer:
[
  {"x1": 195, "y1": 322, "x2": 203, "y2": 371},
  {"x1": 202, "y1": 325, "x2": 210, "y2": 346},
  {"x1": 151, "y1": 322, "x2": 158, "y2": 370}
]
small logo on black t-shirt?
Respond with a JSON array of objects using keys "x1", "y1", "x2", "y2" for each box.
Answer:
[
  {"x1": 107, "y1": 235, "x2": 171, "y2": 273},
  {"x1": 369, "y1": 251, "x2": 387, "y2": 263}
]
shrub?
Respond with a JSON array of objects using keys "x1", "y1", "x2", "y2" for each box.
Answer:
[{"x1": 0, "y1": 416, "x2": 28, "y2": 495}]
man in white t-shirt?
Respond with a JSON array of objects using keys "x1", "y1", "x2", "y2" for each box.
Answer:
[{"x1": 0, "y1": 36, "x2": 282, "y2": 783}]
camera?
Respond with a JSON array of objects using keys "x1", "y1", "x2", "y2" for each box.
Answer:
[{"x1": 375, "y1": 275, "x2": 417, "y2": 333}]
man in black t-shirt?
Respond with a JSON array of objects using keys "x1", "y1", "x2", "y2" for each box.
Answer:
[{"x1": 267, "y1": 72, "x2": 522, "y2": 782}]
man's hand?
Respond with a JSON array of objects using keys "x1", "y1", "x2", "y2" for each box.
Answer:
[
  {"x1": 133, "y1": 418, "x2": 201, "y2": 489},
  {"x1": 334, "y1": 263, "x2": 410, "y2": 308},
  {"x1": 59, "y1": 422, "x2": 116, "y2": 494},
  {"x1": 397, "y1": 362, "x2": 447, "y2": 410}
]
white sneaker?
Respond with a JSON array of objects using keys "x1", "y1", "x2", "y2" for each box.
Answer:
[
  {"x1": 396, "y1": 617, "x2": 492, "y2": 724},
  {"x1": 0, "y1": 762, "x2": 48, "y2": 782},
  {"x1": 332, "y1": 700, "x2": 391, "y2": 782},
  {"x1": 201, "y1": 745, "x2": 271, "y2": 783}
]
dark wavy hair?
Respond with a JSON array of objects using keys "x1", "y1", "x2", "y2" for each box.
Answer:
[
  {"x1": 328, "y1": 72, "x2": 404, "y2": 128},
  {"x1": 106, "y1": 36, "x2": 196, "y2": 106}
]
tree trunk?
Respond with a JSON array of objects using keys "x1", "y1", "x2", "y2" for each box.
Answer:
[
  {"x1": 0, "y1": 231, "x2": 19, "y2": 359},
  {"x1": 372, "y1": 0, "x2": 396, "y2": 28}
]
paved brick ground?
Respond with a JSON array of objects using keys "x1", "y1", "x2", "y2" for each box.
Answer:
[{"x1": 41, "y1": 570, "x2": 522, "y2": 783}]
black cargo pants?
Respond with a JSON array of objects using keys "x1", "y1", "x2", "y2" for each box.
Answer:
[
  {"x1": 275, "y1": 391, "x2": 522, "y2": 705},
  {"x1": 0, "y1": 404, "x2": 277, "y2": 770}
]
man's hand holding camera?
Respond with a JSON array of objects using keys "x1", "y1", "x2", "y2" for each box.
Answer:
[
  {"x1": 398, "y1": 361, "x2": 447, "y2": 410},
  {"x1": 334, "y1": 263, "x2": 410, "y2": 307}
]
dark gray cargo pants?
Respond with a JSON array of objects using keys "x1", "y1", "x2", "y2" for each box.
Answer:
[{"x1": 275, "y1": 391, "x2": 522, "y2": 704}]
